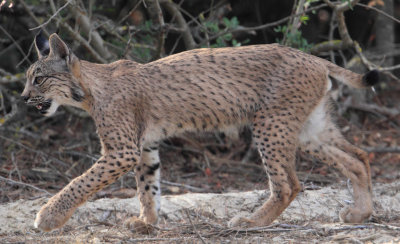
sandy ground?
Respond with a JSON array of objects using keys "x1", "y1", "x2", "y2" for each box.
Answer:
[{"x1": 0, "y1": 181, "x2": 399, "y2": 243}]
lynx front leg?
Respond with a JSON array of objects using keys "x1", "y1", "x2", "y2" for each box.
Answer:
[
  {"x1": 229, "y1": 111, "x2": 301, "y2": 228},
  {"x1": 34, "y1": 147, "x2": 139, "y2": 232},
  {"x1": 125, "y1": 144, "x2": 161, "y2": 233}
]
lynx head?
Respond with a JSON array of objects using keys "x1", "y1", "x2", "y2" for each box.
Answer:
[{"x1": 21, "y1": 33, "x2": 85, "y2": 116}]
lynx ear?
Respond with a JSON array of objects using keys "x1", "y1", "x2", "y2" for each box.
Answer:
[
  {"x1": 34, "y1": 32, "x2": 50, "y2": 58},
  {"x1": 48, "y1": 33, "x2": 70, "y2": 59}
]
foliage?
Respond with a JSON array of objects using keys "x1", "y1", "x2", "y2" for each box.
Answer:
[
  {"x1": 202, "y1": 17, "x2": 248, "y2": 48},
  {"x1": 273, "y1": 0, "x2": 317, "y2": 52},
  {"x1": 274, "y1": 25, "x2": 313, "y2": 52}
]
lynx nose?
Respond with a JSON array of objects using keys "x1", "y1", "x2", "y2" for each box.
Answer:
[{"x1": 21, "y1": 95, "x2": 30, "y2": 102}]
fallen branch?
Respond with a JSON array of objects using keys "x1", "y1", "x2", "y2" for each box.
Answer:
[
  {"x1": 0, "y1": 175, "x2": 51, "y2": 196},
  {"x1": 362, "y1": 146, "x2": 400, "y2": 153},
  {"x1": 369, "y1": 223, "x2": 400, "y2": 231},
  {"x1": 348, "y1": 102, "x2": 399, "y2": 117},
  {"x1": 161, "y1": 180, "x2": 207, "y2": 193}
]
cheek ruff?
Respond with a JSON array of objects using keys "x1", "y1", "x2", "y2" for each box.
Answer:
[{"x1": 42, "y1": 100, "x2": 60, "y2": 116}]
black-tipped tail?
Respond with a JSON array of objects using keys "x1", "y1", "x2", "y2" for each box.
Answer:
[{"x1": 362, "y1": 70, "x2": 379, "y2": 87}]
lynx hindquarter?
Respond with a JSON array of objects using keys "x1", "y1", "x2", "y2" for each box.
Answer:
[{"x1": 22, "y1": 33, "x2": 378, "y2": 232}]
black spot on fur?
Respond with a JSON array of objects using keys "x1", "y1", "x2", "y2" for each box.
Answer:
[
  {"x1": 362, "y1": 70, "x2": 379, "y2": 86},
  {"x1": 146, "y1": 162, "x2": 160, "y2": 175}
]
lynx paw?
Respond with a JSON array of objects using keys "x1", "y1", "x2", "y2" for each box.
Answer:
[
  {"x1": 124, "y1": 216, "x2": 155, "y2": 234},
  {"x1": 34, "y1": 203, "x2": 73, "y2": 232},
  {"x1": 339, "y1": 206, "x2": 372, "y2": 223},
  {"x1": 228, "y1": 213, "x2": 255, "y2": 228}
]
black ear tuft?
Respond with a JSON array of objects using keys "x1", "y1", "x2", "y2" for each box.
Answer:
[
  {"x1": 362, "y1": 69, "x2": 380, "y2": 87},
  {"x1": 35, "y1": 31, "x2": 50, "y2": 58}
]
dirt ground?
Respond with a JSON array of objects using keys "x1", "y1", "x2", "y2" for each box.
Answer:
[{"x1": 1, "y1": 179, "x2": 399, "y2": 243}]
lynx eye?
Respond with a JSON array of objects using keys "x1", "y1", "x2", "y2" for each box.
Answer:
[{"x1": 33, "y1": 76, "x2": 45, "y2": 85}]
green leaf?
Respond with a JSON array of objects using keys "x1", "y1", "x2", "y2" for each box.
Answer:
[
  {"x1": 223, "y1": 33, "x2": 233, "y2": 41},
  {"x1": 143, "y1": 20, "x2": 153, "y2": 31},
  {"x1": 230, "y1": 17, "x2": 239, "y2": 28},
  {"x1": 205, "y1": 21, "x2": 219, "y2": 33},
  {"x1": 222, "y1": 17, "x2": 230, "y2": 28},
  {"x1": 341, "y1": 0, "x2": 353, "y2": 10},
  {"x1": 300, "y1": 15, "x2": 309, "y2": 24},
  {"x1": 274, "y1": 26, "x2": 282, "y2": 33}
]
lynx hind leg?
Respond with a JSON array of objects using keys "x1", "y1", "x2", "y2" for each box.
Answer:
[
  {"x1": 229, "y1": 109, "x2": 302, "y2": 228},
  {"x1": 125, "y1": 144, "x2": 161, "y2": 233},
  {"x1": 299, "y1": 101, "x2": 373, "y2": 223},
  {"x1": 326, "y1": 133, "x2": 372, "y2": 193}
]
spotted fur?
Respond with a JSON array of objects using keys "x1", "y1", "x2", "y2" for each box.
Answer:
[{"x1": 22, "y1": 34, "x2": 376, "y2": 232}]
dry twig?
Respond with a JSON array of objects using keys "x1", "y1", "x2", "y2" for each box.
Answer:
[
  {"x1": 185, "y1": 210, "x2": 207, "y2": 244},
  {"x1": 58, "y1": 20, "x2": 107, "y2": 63},
  {"x1": 356, "y1": 3, "x2": 400, "y2": 24},
  {"x1": 29, "y1": 0, "x2": 72, "y2": 31},
  {"x1": 146, "y1": 0, "x2": 166, "y2": 59},
  {"x1": 69, "y1": 2, "x2": 113, "y2": 60},
  {"x1": 161, "y1": 180, "x2": 207, "y2": 192},
  {"x1": 0, "y1": 175, "x2": 51, "y2": 196},
  {"x1": 0, "y1": 25, "x2": 31, "y2": 65},
  {"x1": 362, "y1": 146, "x2": 400, "y2": 153},
  {"x1": 126, "y1": 237, "x2": 190, "y2": 242},
  {"x1": 19, "y1": 0, "x2": 50, "y2": 36},
  {"x1": 348, "y1": 102, "x2": 399, "y2": 117},
  {"x1": 311, "y1": 0, "x2": 359, "y2": 54},
  {"x1": 162, "y1": 0, "x2": 196, "y2": 49},
  {"x1": 0, "y1": 73, "x2": 25, "y2": 84},
  {"x1": 0, "y1": 134, "x2": 69, "y2": 167},
  {"x1": 196, "y1": 3, "x2": 329, "y2": 47}
]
